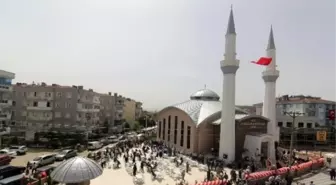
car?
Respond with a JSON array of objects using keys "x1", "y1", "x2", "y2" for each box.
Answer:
[
  {"x1": 8, "y1": 146, "x2": 27, "y2": 155},
  {"x1": 28, "y1": 154, "x2": 55, "y2": 167},
  {"x1": 0, "y1": 155, "x2": 11, "y2": 166},
  {"x1": 55, "y1": 149, "x2": 77, "y2": 161},
  {"x1": 107, "y1": 136, "x2": 119, "y2": 144},
  {"x1": 0, "y1": 149, "x2": 16, "y2": 159},
  {"x1": 87, "y1": 141, "x2": 103, "y2": 150}
]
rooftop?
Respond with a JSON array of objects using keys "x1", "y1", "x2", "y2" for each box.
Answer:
[
  {"x1": 254, "y1": 95, "x2": 336, "y2": 106},
  {"x1": 160, "y1": 88, "x2": 248, "y2": 126}
]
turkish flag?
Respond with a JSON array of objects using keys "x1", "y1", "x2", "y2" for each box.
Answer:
[{"x1": 251, "y1": 57, "x2": 273, "y2": 66}]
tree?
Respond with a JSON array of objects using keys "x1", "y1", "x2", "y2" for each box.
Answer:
[
  {"x1": 124, "y1": 122, "x2": 131, "y2": 130},
  {"x1": 131, "y1": 121, "x2": 141, "y2": 131}
]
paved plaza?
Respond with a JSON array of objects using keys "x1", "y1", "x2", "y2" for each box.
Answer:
[
  {"x1": 91, "y1": 157, "x2": 223, "y2": 185},
  {"x1": 298, "y1": 169, "x2": 336, "y2": 185}
]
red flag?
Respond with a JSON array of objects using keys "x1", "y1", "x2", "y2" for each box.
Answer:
[{"x1": 251, "y1": 57, "x2": 272, "y2": 66}]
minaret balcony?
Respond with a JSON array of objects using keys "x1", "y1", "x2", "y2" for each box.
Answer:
[
  {"x1": 220, "y1": 59, "x2": 240, "y2": 67},
  {"x1": 262, "y1": 70, "x2": 279, "y2": 77}
]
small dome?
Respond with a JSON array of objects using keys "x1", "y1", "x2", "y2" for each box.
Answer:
[
  {"x1": 190, "y1": 89, "x2": 220, "y2": 101},
  {"x1": 50, "y1": 156, "x2": 103, "y2": 183}
]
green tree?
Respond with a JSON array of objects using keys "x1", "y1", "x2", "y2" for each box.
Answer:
[{"x1": 131, "y1": 121, "x2": 141, "y2": 131}]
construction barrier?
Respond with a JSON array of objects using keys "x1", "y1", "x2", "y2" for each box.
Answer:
[
  {"x1": 245, "y1": 158, "x2": 325, "y2": 184},
  {"x1": 196, "y1": 180, "x2": 227, "y2": 185}
]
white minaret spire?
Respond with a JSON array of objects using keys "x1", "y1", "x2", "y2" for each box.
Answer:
[
  {"x1": 262, "y1": 26, "x2": 280, "y2": 162},
  {"x1": 219, "y1": 6, "x2": 239, "y2": 162}
]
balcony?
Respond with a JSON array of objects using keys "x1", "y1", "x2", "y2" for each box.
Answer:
[
  {"x1": 27, "y1": 106, "x2": 53, "y2": 111},
  {"x1": 0, "y1": 85, "x2": 12, "y2": 92},
  {"x1": 0, "y1": 100, "x2": 12, "y2": 107},
  {"x1": 0, "y1": 127, "x2": 10, "y2": 136},
  {"x1": 26, "y1": 95, "x2": 54, "y2": 101},
  {"x1": 0, "y1": 113, "x2": 10, "y2": 121}
]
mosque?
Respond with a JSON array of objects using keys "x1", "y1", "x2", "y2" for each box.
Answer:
[{"x1": 156, "y1": 7, "x2": 280, "y2": 163}]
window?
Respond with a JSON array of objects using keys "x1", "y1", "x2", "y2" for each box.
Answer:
[
  {"x1": 55, "y1": 112, "x2": 61, "y2": 118},
  {"x1": 174, "y1": 116, "x2": 178, "y2": 144},
  {"x1": 307, "y1": 122, "x2": 312, "y2": 128},
  {"x1": 21, "y1": 111, "x2": 27, "y2": 116},
  {"x1": 167, "y1": 116, "x2": 171, "y2": 142},
  {"x1": 23, "y1": 92, "x2": 27, "y2": 97},
  {"x1": 12, "y1": 101, "x2": 16, "y2": 106},
  {"x1": 286, "y1": 122, "x2": 292, "y2": 128},
  {"x1": 55, "y1": 103, "x2": 60, "y2": 108},
  {"x1": 34, "y1": 92, "x2": 37, "y2": 97},
  {"x1": 66, "y1": 103, "x2": 71, "y2": 108},
  {"x1": 298, "y1": 122, "x2": 304, "y2": 128},
  {"x1": 315, "y1": 122, "x2": 319, "y2": 127},
  {"x1": 180, "y1": 121, "x2": 184, "y2": 147},
  {"x1": 187, "y1": 126, "x2": 191, "y2": 149},
  {"x1": 66, "y1": 92, "x2": 72, "y2": 98},
  {"x1": 163, "y1": 118, "x2": 166, "y2": 141},
  {"x1": 57, "y1": 92, "x2": 62, "y2": 97},
  {"x1": 33, "y1": 102, "x2": 38, "y2": 107},
  {"x1": 44, "y1": 112, "x2": 50, "y2": 117},
  {"x1": 158, "y1": 121, "x2": 162, "y2": 139},
  {"x1": 278, "y1": 122, "x2": 283, "y2": 127},
  {"x1": 65, "y1": 113, "x2": 71, "y2": 118},
  {"x1": 46, "y1": 102, "x2": 51, "y2": 107}
]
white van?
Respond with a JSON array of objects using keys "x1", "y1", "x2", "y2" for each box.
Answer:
[
  {"x1": 88, "y1": 141, "x2": 102, "y2": 150},
  {"x1": 108, "y1": 136, "x2": 119, "y2": 144}
]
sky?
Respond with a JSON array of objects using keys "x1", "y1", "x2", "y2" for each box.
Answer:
[{"x1": 0, "y1": 0, "x2": 335, "y2": 111}]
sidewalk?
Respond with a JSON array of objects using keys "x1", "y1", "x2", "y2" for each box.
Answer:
[{"x1": 294, "y1": 168, "x2": 336, "y2": 185}]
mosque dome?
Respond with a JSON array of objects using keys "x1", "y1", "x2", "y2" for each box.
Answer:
[{"x1": 190, "y1": 89, "x2": 220, "y2": 101}]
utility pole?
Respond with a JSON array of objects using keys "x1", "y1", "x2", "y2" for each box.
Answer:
[{"x1": 284, "y1": 111, "x2": 304, "y2": 167}]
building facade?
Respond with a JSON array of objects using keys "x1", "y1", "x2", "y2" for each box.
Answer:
[
  {"x1": 254, "y1": 95, "x2": 336, "y2": 149},
  {"x1": 0, "y1": 69, "x2": 15, "y2": 136},
  {"x1": 10, "y1": 83, "x2": 131, "y2": 140},
  {"x1": 254, "y1": 95, "x2": 336, "y2": 128},
  {"x1": 122, "y1": 98, "x2": 143, "y2": 122},
  {"x1": 156, "y1": 89, "x2": 272, "y2": 160}
]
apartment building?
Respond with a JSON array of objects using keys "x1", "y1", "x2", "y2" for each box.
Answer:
[
  {"x1": 135, "y1": 101, "x2": 143, "y2": 120},
  {"x1": 254, "y1": 95, "x2": 336, "y2": 128},
  {"x1": 122, "y1": 98, "x2": 143, "y2": 122},
  {"x1": 12, "y1": 83, "x2": 102, "y2": 140},
  {"x1": 0, "y1": 69, "x2": 15, "y2": 136},
  {"x1": 99, "y1": 92, "x2": 125, "y2": 132}
]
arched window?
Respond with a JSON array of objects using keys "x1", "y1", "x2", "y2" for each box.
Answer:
[
  {"x1": 180, "y1": 121, "x2": 184, "y2": 147},
  {"x1": 174, "y1": 116, "x2": 178, "y2": 144},
  {"x1": 163, "y1": 118, "x2": 166, "y2": 140},
  {"x1": 168, "y1": 116, "x2": 171, "y2": 142}
]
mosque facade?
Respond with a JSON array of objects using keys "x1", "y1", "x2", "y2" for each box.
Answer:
[{"x1": 156, "y1": 7, "x2": 279, "y2": 163}]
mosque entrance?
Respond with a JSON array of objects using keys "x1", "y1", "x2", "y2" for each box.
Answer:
[{"x1": 261, "y1": 141, "x2": 269, "y2": 158}]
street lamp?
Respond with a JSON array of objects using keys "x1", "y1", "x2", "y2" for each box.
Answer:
[{"x1": 283, "y1": 111, "x2": 305, "y2": 167}]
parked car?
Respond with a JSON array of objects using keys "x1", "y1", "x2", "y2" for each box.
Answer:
[
  {"x1": 0, "y1": 149, "x2": 16, "y2": 159},
  {"x1": 87, "y1": 141, "x2": 103, "y2": 150},
  {"x1": 0, "y1": 165, "x2": 25, "y2": 180},
  {"x1": 0, "y1": 155, "x2": 11, "y2": 166},
  {"x1": 8, "y1": 145, "x2": 27, "y2": 155},
  {"x1": 107, "y1": 136, "x2": 119, "y2": 144},
  {"x1": 55, "y1": 149, "x2": 77, "y2": 161},
  {"x1": 28, "y1": 154, "x2": 55, "y2": 167}
]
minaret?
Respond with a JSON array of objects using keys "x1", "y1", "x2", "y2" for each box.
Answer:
[
  {"x1": 219, "y1": 7, "x2": 239, "y2": 162},
  {"x1": 262, "y1": 26, "x2": 279, "y2": 162}
]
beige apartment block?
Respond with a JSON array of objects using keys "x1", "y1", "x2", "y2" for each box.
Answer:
[
  {"x1": 122, "y1": 98, "x2": 143, "y2": 123},
  {"x1": 12, "y1": 83, "x2": 108, "y2": 140}
]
